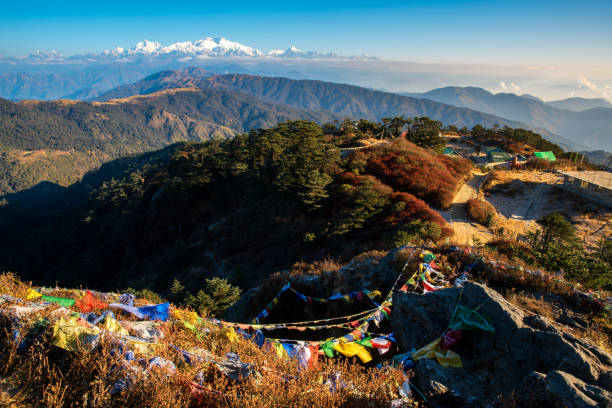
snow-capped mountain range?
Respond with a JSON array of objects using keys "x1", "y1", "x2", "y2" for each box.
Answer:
[{"x1": 3, "y1": 37, "x2": 375, "y2": 65}]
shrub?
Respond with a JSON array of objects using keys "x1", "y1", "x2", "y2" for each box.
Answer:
[
  {"x1": 523, "y1": 157, "x2": 552, "y2": 170},
  {"x1": 184, "y1": 277, "x2": 242, "y2": 317},
  {"x1": 329, "y1": 177, "x2": 390, "y2": 234},
  {"x1": 365, "y1": 139, "x2": 472, "y2": 208},
  {"x1": 537, "y1": 212, "x2": 576, "y2": 248},
  {"x1": 303, "y1": 232, "x2": 317, "y2": 242},
  {"x1": 486, "y1": 239, "x2": 538, "y2": 264},
  {"x1": 388, "y1": 220, "x2": 443, "y2": 248},
  {"x1": 125, "y1": 287, "x2": 167, "y2": 304},
  {"x1": 467, "y1": 199, "x2": 497, "y2": 227}
]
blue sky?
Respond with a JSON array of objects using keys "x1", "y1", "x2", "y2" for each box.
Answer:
[{"x1": 1, "y1": 0, "x2": 611, "y2": 70}]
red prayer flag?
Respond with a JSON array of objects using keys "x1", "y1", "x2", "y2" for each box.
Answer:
[
  {"x1": 76, "y1": 290, "x2": 108, "y2": 313},
  {"x1": 441, "y1": 329, "x2": 462, "y2": 350}
]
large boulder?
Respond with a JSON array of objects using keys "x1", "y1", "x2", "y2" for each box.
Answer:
[{"x1": 391, "y1": 282, "x2": 612, "y2": 407}]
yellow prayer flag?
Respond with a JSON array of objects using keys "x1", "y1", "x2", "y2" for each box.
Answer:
[
  {"x1": 223, "y1": 327, "x2": 238, "y2": 343},
  {"x1": 411, "y1": 338, "x2": 462, "y2": 368},
  {"x1": 173, "y1": 309, "x2": 199, "y2": 325},
  {"x1": 26, "y1": 288, "x2": 42, "y2": 300},
  {"x1": 101, "y1": 316, "x2": 129, "y2": 336},
  {"x1": 51, "y1": 316, "x2": 100, "y2": 352},
  {"x1": 127, "y1": 338, "x2": 158, "y2": 355},
  {"x1": 368, "y1": 290, "x2": 382, "y2": 298},
  {"x1": 333, "y1": 341, "x2": 372, "y2": 363},
  {"x1": 273, "y1": 342, "x2": 287, "y2": 359}
]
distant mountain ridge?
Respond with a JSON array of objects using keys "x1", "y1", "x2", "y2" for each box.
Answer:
[
  {"x1": 89, "y1": 68, "x2": 216, "y2": 101},
  {"x1": 546, "y1": 97, "x2": 612, "y2": 111},
  {"x1": 94, "y1": 69, "x2": 565, "y2": 144},
  {"x1": 2, "y1": 70, "x2": 606, "y2": 196},
  {"x1": 403, "y1": 86, "x2": 611, "y2": 151}
]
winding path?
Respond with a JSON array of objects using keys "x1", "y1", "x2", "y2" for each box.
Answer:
[{"x1": 439, "y1": 172, "x2": 495, "y2": 246}]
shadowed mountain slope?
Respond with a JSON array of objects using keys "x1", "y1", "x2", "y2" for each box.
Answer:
[{"x1": 404, "y1": 86, "x2": 612, "y2": 151}]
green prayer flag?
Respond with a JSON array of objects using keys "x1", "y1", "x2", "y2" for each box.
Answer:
[
  {"x1": 423, "y1": 253, "x2": 436, "y2": 263},
  {"x1": 41, "y1": 295, "x2": 76, "y2": 308},
  {"x1": 448, "y1": 305, "x2": 495, "y2": 333},
  {"x1": 183, "y1": 321, "x2": 196, "y2": 332},
  {"x1": 356, "y1": 337, "x2": 373, "y2": 348},
  {"x1": 320, "y1": 342, "x2": 336, "y2": 358}
]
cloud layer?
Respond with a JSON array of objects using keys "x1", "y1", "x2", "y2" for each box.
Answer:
[{"x1": 578, "y1": 75, "x2": 612, "y2": 102}]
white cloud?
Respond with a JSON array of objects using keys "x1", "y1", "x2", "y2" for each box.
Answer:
[
  {"x1": 498, "y1": 81, "x2": 520, "y2": 92},
  {"x1": 578, "y1": 75, "x2": 612, "y2": 101}
]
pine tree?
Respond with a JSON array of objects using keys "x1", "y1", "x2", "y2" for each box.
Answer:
[
  {"x1": 189, "y1": 278, "x2": 242, "y2": 317},
  {"x1": 169, "y1": 279, "x2": 185, "y2": 303},
  {"x1": 298, "y1": 169, "x2": 332, "y2": 210}
]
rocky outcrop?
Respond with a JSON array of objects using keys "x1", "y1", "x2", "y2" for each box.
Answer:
[
  {"x1": 335, "y1": 249, "x2": 399, "y2": 292},
  {"x1": 391, "y1": 282, "x2": 612, "y2": 407},
  {"x1": 545, "y1": 370, "x2": 612, "y2": 408},
  {"x1": 225, "y1": 248, "x2": 402, "y2": 322}
]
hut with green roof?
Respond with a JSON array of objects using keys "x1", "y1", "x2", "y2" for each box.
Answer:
[{"x1": 534, "y1": 151, "x2": 556, "y2": 161}]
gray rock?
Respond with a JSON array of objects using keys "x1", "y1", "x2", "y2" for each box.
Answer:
[
  {"x1": 545, "y1": 370, "x2": 611, "y2": 408},
  {"x1": 415, "y1": 358, "x2": 490, "y2": 406},
  {"x1": 223, "y1": 287, "x2": 259, "y2": 322},
  {"x1": 391, "y1": 282, "x2": 612, "y2": 406},
  {"x1": 519, "y1": 371, "x2": 548, "y2": 406}
]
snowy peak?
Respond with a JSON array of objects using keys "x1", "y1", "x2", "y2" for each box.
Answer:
[
  {"x1": 24, "y1": 50, "x2": 67, "y2": 63},
  {"x1": 104, "y1": 37, "x2": 264, "y2": 58},
  {"x1": 132, "y1": 40, "x2": 163, "y2": 55},
  {"x1": 3, "y1": 37, "x2": 377, "y2": 65}
]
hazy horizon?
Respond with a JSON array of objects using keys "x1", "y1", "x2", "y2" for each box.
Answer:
[{"x1": 1, "y1": 0, "x2": 611, "y2": 102}]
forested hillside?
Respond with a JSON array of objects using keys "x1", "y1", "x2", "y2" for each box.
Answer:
[
  {"x1": 95, "y1": 70, "x2": 541, "y2": 132},
  {"x1": 0, "y1": 88, "x2": 337, "y2": 194},
  {"x1": 0, "y1": 120, "x2": 472, "y2": 295}
]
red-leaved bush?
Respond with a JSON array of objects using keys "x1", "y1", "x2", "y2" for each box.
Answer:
[
  {"x1": 333, "y1": 169, "x2": 452, "y2": 239},
  {"x1": 386, "y1": 192, "x2": 453, "y2": 237},
  {"x1": 365, "y1": 139, "x2": 472, "y2": 208}
]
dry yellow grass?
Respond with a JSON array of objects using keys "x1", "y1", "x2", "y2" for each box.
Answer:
[
  {"x1": 93, "y1": 88, "x2": 201, "y2": 106},
  {"x1": 504, "y1": 292, "x2": 555, "y2": 320},
  {"x1": 0, "y1": 272, "x2": 415, "y2": 408}
]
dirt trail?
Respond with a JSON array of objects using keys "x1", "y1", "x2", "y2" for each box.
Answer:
[
  {"x1": 484, "y1": 170, "x2": 612, "y2": 248},
  {"x1": 440, "y1": 172, "x2": 495, "y2": 246}
]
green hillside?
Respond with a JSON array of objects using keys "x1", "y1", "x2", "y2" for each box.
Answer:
[{"x1": 0, "y1": 88, "x2": 337, "y2": 195}]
